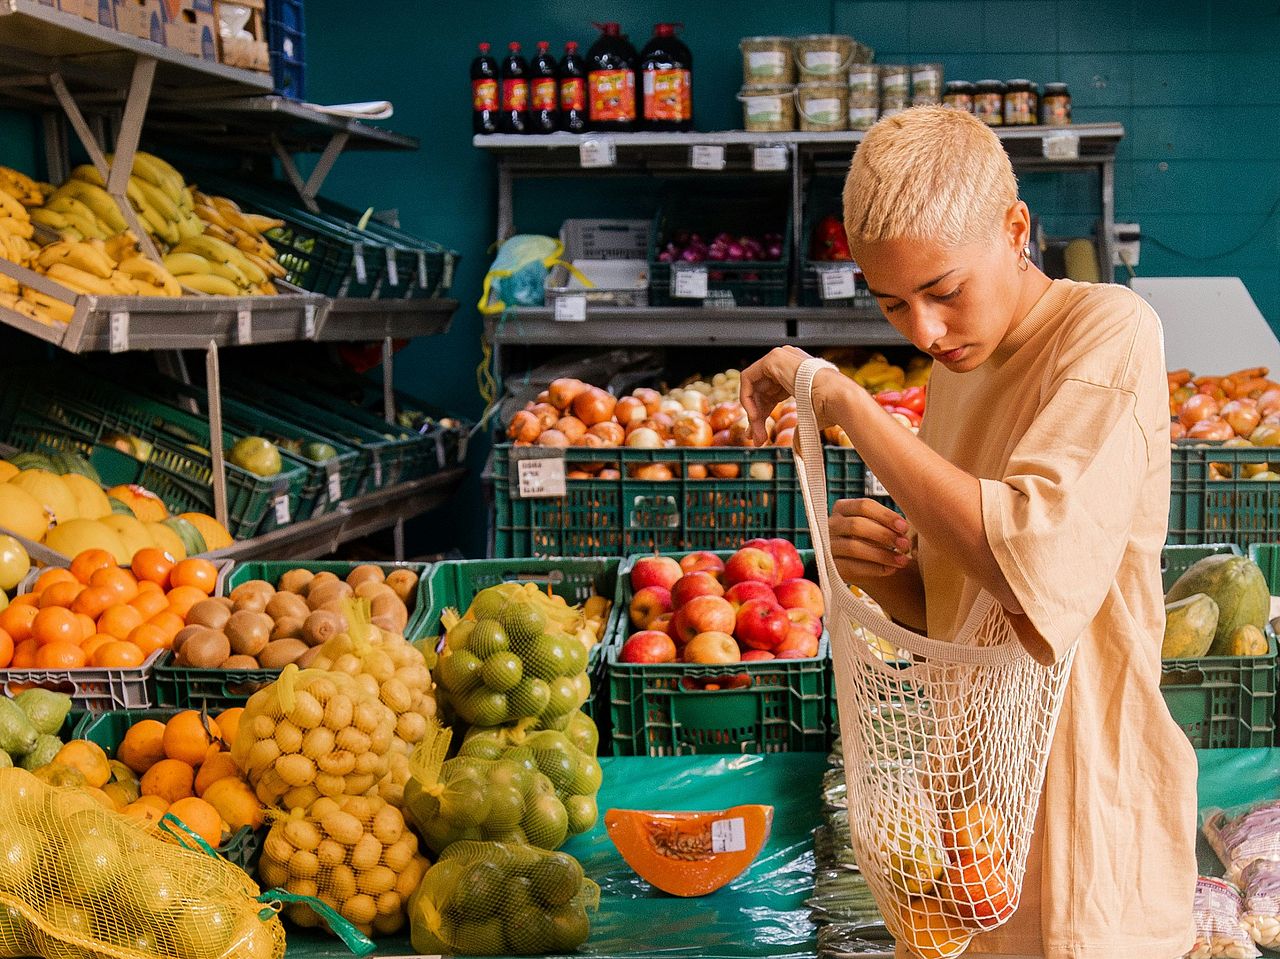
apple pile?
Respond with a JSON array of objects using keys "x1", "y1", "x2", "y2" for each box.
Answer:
[{"x1": 619, "y1": 539, "x2": 824, "y2": 667}]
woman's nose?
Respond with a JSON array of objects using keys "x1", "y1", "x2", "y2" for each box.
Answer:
[{"x1": 905, "y1": 308, "x2": 947, "y2": 352}]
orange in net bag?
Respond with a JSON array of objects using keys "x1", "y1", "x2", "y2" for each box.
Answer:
[
  {"x1": 790, "y1": 358, "x2": 1075, "y2": 959},
  {"x1": 0, "y1": 766, "x2": 285, "y2": 959},
  {"x1": 232, "y1": 664, "x2": 397, "y2": 810}
]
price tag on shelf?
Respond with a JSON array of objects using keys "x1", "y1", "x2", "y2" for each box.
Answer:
[
  {"x1": 384, "y1": 248, "x2": 400, "y2": 288},
  {"x1": 236, "y1": 308, "x2": 252, "y2": 345},
  {"x1": 326, "y1": 465, "x2": 343, "y2": 502},
  {"x1": 752, "y1": 145, "x2": 788, "y2": 171},
  {"x1": 352, "y1": 243, "x2": 368, "y2": 284},
  {"x1": 819, "y1": 266, "x2": 856, "y2": 300},
  {"x1": 303, "y1": 303, "x2": 317, "y2": 338},
  {"x1": 554, "y1": 295, "x2": 587, "y2": 322},
  {"x1": 690, "y1": 144, "x2": 726, "y2": 170},
  {"x1": 1042, "y1": 131, "x2": 1080, "y2": 160},
  {"x1": 711, "y1": 818, "x2": 747, "y2": 853},
  {"x1": 517, "y1": 457, "x2": 567, "y2": 499},
  {"x1": 416, "y1": 251, "x2": 429, "y2": 289},
  {"x1": 273, "y1": 495, "x2": 291, "y2": 525},
  {"x1": 109, "y1": 311, "x2": 129, "y2": 353},
  {"x1": 579, "y1": 137, "x2": 616, "y2": 168},
  {"x1": 864, "y1": 470, "x2": 889, "y2": 498},
  {"x1": 671, "y1": 265, "x2": 708, "y2": 299}
]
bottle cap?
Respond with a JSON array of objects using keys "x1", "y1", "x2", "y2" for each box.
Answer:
[
  {"x1": 478, "y1": 42, "x2": 490, "y2": 53},
  {"x1": 537, "y1": 40, "x2": 550, "y2": 51},
  {"x1": 565, "y1": 41, "x2": 578, "y2": 51},
  {"x1": 509, "y1": 41, "x2": 521, "y2": 52},
  {"x1": 655, "y1": 23, "x2": 681, "y2": 36},
  {"x1": 593, "y1": 22, "x2": 621, "y2": 36}
]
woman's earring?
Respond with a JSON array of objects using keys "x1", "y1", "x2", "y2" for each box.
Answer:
[{"x1": 1018, "y1": 245, "x2": 1031, "y2": 271}]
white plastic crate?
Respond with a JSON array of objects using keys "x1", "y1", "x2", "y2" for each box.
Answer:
[{"x1": 546, "y1": 219, "x2": 651, "y2": 308}]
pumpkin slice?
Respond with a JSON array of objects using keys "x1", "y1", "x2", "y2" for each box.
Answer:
[{"x1": 605, "y1": 804, "x2": 774, "y2": 897}]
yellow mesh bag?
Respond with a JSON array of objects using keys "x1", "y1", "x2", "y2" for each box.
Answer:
[
  {"x1": 232, "y1": 664, "x2": 397, "y2": 810},
  {"x1": 407, "y1": 840, "x2": 599, "y2": 956},
  {"x1": 258, "y1": 794, "x2": 430, "y2": 939},
  {"x1": 305, "y1": 599, "x2": 438, "y2": 807},
  {"x1": 0, "y1": 766, "x2": 286, "y2": 959}
]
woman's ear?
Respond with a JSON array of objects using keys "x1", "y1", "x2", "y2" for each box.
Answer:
[{"x1": 1005, "y1": 200, "x2": 1032, "y2": 252}]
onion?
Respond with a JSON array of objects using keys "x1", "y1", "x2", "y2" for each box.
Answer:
[
  {"x1": 599, "y1": 468, "x2": 622, "y2": 480},
  {"x1": 659, "y1": 399, "x2": 684, "y2": 417},
  {"x1": 1259, "y1": 389, "x2": 1280, "y2": 418},
  {"x1": 536, "y1": 390, "x2": 550, "y2": 404},
  {"x1": 1187, "y1": 418, "x2": 1233, "y2": 441},
  {"x1": 772, "y1": 427, "x2": 795, "y2": 447},
  {"x1": 712, "y1": 429, "x2": 732, "y2": 446},
  {"x1": 658, "y1": 250, "x2": 674, "y2": 263},
  {"x1": 555, "y1": 416, "x2": 587, "y2": 443},
  {"x1": 529, "y1": 403, "x2": 560, "y2": 431},
  {"x1": 728, "y1": 421, "x2": 754, "y2": 446},
  {"x1": 687, "y1": 463, "x2": 708, "y2": 479},
  {"x1": 709, "y1": 402, "x2": 742, "y2": 433},
  {"x1": 567, "y1": 469, "x2": 593, "y2": 480},
  {"x1": 576, "y1": 432, "x2": 608, "y2": 449},
  {"x1": 681, "y1": 248, "x2": 705, "y2": 263},
  {"x1": 1221, "y1": 400, "x2": 1261, "y2": 438},
  {"x1": 678, "y1": 392, "x2": 708, "y2": 414},
  {"x1": 1169, "y1": 421, "x2": 1186, "y2": 440},
  {"x1": 536, "y1": 429, "x2": 570, "y2": 448},
  {"x1": 632, "y1": 388, "x2": 662, "y2": 415},
  {"x1": 588, "y1": 421, "x2": 625, "y2": 446},
  {"x1": 572, "y1": 387, "x2": 617, "y2": 427},
  {"x1": 547, "y1": 378, "x2": 589, "y2": 411},
  {"x1": 507, "y1": 410, "x2": 542, "y2": 443},
  {"x1": 710, "y1": 462, "x2": 740, "y2": 478},
  {"x1": 615, "y1": 396, "x2": 647, "y2": 426},
  {"x1": 673, "y1": 413, "x2": 714, "y2": 448},
  {"x1": 1252, "y1": 423, "x2": 1280, "y2": 447},
  {"x1": 748, "y1": 461, "x2": 775, "y2": 480},
  {"x1": 774, "y1": 411, "x2": 798, "y2": 434},
  {"x1": 1178, "y1": 393, "x2": 1220, "y2": 428},
  {"x1": 726, "y1": 243, "x2": 745, "y2": 260},
  {"x1": 634, "y1": 463, "x2": 674, "y2": 481},
  {"x1": 626, "y1": 427, "x2": 663, "y2": 449}
]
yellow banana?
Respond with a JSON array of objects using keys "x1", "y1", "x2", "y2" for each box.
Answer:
[
  {"x1": 0, "y1": 190, "x2": 26, "y2": 220},
  {"x1": 0, "y1": 274, "x2": 17, "y2": 295},
  {"x1": 176, "y1": 187, "x2": 195, "y2": 215},
  {"x1": 61, "y1": 227, "x2": 84, "y2": 242},
  {"x1": 193, "y1": 202, "x2": 233, "y2": 231},
  {"x1": 106, "y1": 231, "x2": 141, "y2": 262},
  {"x1": 56, "y1": 180, "x2": 127, "y2": 233},
  {"x1": 209, "y1": 195, "x2": 242, "y2": 216},
  {"x1": 133, "y1": 151, "x2": 185, "y2": 198},
  {"x1": 0, "y1": 288, "x2": 18, "y2": 306},
  {"x1": 201, "y1": 223, "x2": 236, "y2": 244},
  {"x1": 45, "y1": 261, "x2": 118, "y2": 295},
  {"x1": 163, "y1": 251, "x2": 212, "y2": 276},
  {"x1": 173, "y1": 234, "x2": 249, "y2": 269},
  {"x1": 255, "y1": 280, "x2": 278, "y2": 295},
  {"x1": 21, "y1": 288, "x2": 74, "y2": 324},
  {"x1": 130, "y1": 279, "x2": 170, "y2": 297},
  {"x1": 69, "y1": 164, "x2": 106, "y2": 187},
  {"x1": 107, "y1": 270, "x2": 141, "y2": 296},
  {"x1": 237, "y1": 212, "x2": 286, "y2": 234},
  {"x1": 117, "y1": 255, "x2": 181, "y2": 296},
  {"x1": 176, "y1": 272, "x2": 241, "y2": 296},
  {"x1": 205, "y1": 258, "x2": 250, "y2": 286},
  {"x1": 132, "y1": 176, "x2": 180, "y2": 223},
  {"x1": 175, "y1": 213, "x2": 204, "y2": 241},
  {"x1": 0, "y1": 166, "x2": 40, "y2": 194},
  {"x1": 0, "y1": 181, "x2": 38, "y2": 208},
  {"x1": 0, "y1": 216, "x2": 34, "y2": 240},
  {"x1": 37, "y1": 240, "x2": 114, "y2": 278},
  {"x1": 29, "y1": 208, "x2": 69, "y2": 230},
  {"x1": 46, "y1": 196, "x2": 110, "y2": 237}
]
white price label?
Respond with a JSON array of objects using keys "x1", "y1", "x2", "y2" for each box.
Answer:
[
  {"x1": 109, "y1": 311, "x2": 129, "y2": 353},
  {"x1": 236, "y1": 308, "x2": 252, "y2": 345},
  {"x1": 327, "y1": 468, "x2": 343, "y2": 501},
  {"x1": 579, "y1": 138, "x2": 616, "y2": 168},
  {"x1": 752, "y1": 145, "x2": 788, "y2": 171},
  {"x1": 671, "y1": 266, "x2": 708, "y2": 299},
  {"x1": 353, "y1": 244, "x2": 368, "y2": 284},
  {"x1": 517, "y1": 457, "x2": 567, "y2": 499},
  {"x1": 273, "y1": 495, "x2": 290, "y2": 524},
  {"x1": 819, "y1": 266, "x2": 856, "y2": 300},
  {"x1": 385, "y1": 248, "x2": 399, "y2": 287},
  {"x1": 304, "y1": 303, "x2": 317, "y2": 338},
  {"x1": 690, "y1": 144, "x2": 726, "y2": 170},
  {"x1": 865, "y1": 470, "x2": 889, "y2": 498},
  {"x1": 372, "y1": 455, "x2": 384, "y2": 487},
  {"x1": 416, "y1": 250, "x2": 429, "y2": 288},
  {"x1": 554, "y1": 295, "x2": 587, "y2": 322},
  {"x1": 1042, "y1": 131, "x2": 1080, "y2": 160},
  {"x1": 711, "y1": 817, "x2": 747, "y2": 854}
]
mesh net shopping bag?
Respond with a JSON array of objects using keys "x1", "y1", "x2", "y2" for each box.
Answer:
[{"x1": 791, "y1": 358, "x2": 1075, "y2": 959}]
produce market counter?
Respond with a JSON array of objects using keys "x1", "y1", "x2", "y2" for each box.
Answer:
[{"x1": 283, "y1": 752, "x2": 825, "y2": 959}]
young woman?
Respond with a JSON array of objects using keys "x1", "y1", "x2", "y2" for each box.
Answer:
[{"x1": 741, "y1": 106, "x2": 1197, "y2": 959}]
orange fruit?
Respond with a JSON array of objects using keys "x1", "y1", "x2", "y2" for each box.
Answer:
[
  {"x1": 73, "y1": 614, "x2": 96, "y2": 642},
  {"x1": 97, "y1": 604, "x2": 143, "y2": 641},
  {"x1": 38, "y1": 580, "x2": 83, "y2": 609},
  {"x1": 170, "y1": 559, "x2": 218, "y2": 596},
  {"x1": 71, "y1": 585, "x2": 117, "y2": 619},
  {"x1": 147, "y1": 611, "x2": 184, "y2": 641},
  {"x1": 7, "y1": 594, "x2": 37, "y2": 609},
  {"x1": 54, "y1": 739, "x2": 111, "y2": 787},
  {"x1": 163, "y1": 711, "x2": 222, "y2": 766},
  {"x1": 70, "y1": 549, "x2": 117, "y2": 585},
  {"x1": 0, "y1": 604, "x2": 36, "y2": 643},
  {"x1": 92, "y1": 640, "x2": 144, "y2": 668},
  {"x1": 129, "y1": 589, "x2": 169, "y2": 621},
  {"x1": 31, "y1": 607, "x2": 80, "y2": 647},
  {"x1": 167, "y1": 796, "x2": 225, "y2": 848},
  {"x1": 0, "y1": 628, "x2": 11, "y2": 668},
  {"x1": 35, "y1": 641, "x2": 86, "y2": 669},
  {"x1": 90, "y1": 566, "x2": 139, "y2": 604},
  {"x1": 118, "y1": 719, "x2": 168, "y2": 775},
  {"x1": 127, "y1": 623, "x2": 169, "y2": 658},
  {"x1": 131, "y1": 547, "x2": 175, "y2": 587},
  {"x1": 139, "y1": 758, "x2": 195, "y2": 804},
  {"x1": 123, "y1": 796, "x2": 168, "y2": 825},
  {"x1": 194, "y1": 748, "x2": 239, "y2": 796},
  {"x1": 80, "y1": 633, "x2": 114, "y2": 663},
  {"x1": 214, "y1": 707, "x2": 244, "y2": 747},
  {"x1": 136, "y1": 579, "x2": 163, "y2": 595},
  {"x1": 33, "y1": 567, "x2": 77, "y2": 594},
  {"x1": 10, "y1": 639, "x2": 37, "y2": 668},
  {"x1": 201, "y1": 777, "x2": 264, "y2": 831},
  {"x1": 165, "y1": 585, "x2": 206, "y2": 619}
]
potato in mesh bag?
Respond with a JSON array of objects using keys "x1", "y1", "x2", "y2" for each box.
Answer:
[
  {"x1": 1241, "y1": 860, "x2": 1280, "y2": 949},
  {"x1": 259, "y1": 794, "x2": 429, "y2": 938},
  {"x1": 408, "y1": 840, "x2": 598, "y2": 956},
  {"x1": 0, "y1": 767, "x2": 285, "y2": 959},
  {"x1": 1188, "y1": 876, "x2": 1260, "y2": 959},
  {"x1": 232, "y1": 664, "x2": 397, "y2": 809}
]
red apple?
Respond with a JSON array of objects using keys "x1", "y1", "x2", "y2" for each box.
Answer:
[
  {"x1": 673, "y1": 595, "x2": 737, "y2": 645},
  {"x1": 735, "y1": 598, "x2": 789, "y2": 651},
  {"x1": 740, "y1": 649, "x2": 775, "y2": 662},
  {"x1": 775, "y1": 578, "x2": 824, "y2": 617},
  {"x1": 785, "y1": 607, "x2": 824, "y2": 638},
  {"x1": 768, "y1": 539, "x2": 805, "y2": 581},
  {"x1": 671, "y1": 571, "x2": 725, "y2": 608},
  {"x1": 682, "y1": 631, "x2": 741, "y2": 664},
  {"x1": 680, "y1": 551, "x2": 725, "y2": 579},
  {"x1": 649, "y1": 612, "x2": 675, "y2": 638},
  {"x1": 629, "y1": 586, "x2": 673, "y2": 629},
  {"x1": 776, "y1": 629, "x2": 819, "y2": 658},
  {"x1": 724, "y1": 581, "x2": 777, "y2": 612},
  {"x1": 620, "y1": 630, "x2": 678, "y2": 664},
  {"x1": 630, "y1": 556, "x2": 683, "y2": 592},
  {"x1": 723, "y1": 547, "x2": 777, "y2": 588}
]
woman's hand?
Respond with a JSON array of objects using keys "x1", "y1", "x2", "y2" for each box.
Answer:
[
  {"x1": 740, "y1": 346, "x2": 817, "y2": 446},
  {"x1": 829, "y1": 498, "x2": 913, "y2": 580}
]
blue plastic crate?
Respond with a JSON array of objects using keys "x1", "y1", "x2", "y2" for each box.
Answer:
[{"x1": 266, "y1": 0, "x2": 305, "y2": 99}]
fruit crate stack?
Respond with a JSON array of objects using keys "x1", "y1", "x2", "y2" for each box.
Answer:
[{"x1": 1168, "y1": 442, "x2": 1280, "y2": 546}]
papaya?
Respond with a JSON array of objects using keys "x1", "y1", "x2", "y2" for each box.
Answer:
[
  {"x1": 1222, "y1": 623, "x2": 1269, "y2": 657},
  {"x1": 1166, "y1": 555, "x2": 1271, "y2": 657},
  {"x1": 604, "y1": 804, "x2": 773, "y2": 897},
  {"x1": 6, "y1": 452, "x2": 54, "y2": 473},
  {"x1": 1162, "y1": 594, "x2": 1218, "y2": 659}
]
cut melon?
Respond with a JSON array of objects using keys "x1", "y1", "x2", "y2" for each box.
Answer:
[
  {"x1": 161, "y1": 517, "x2": 206, "y2": 557},
  {"x1": 604, "y1": 804, "x2": 774, "y2": 897},
  {"x1": 105, "y1": 484, "x2": 167, "y2": 523},
  {"x1": 179, "y1": 512, "x2": 232, "y2": 551},
  {"x1": 46, "y1": 519, "x2": 128, "y2": 564},
  {"x1": 60, "y1": 474, "x2": 112, "y2": 520},
  {"x1": 145, "y1": 521, "x2": 187, "y2": 561},
  {"x1": 0, "y1": 483, "x2": 49, "y2": 541},
  {"x1": 99, "y1": 514, "x2": 154, "y2": 562},
  {"x1": 9, "y1": 470, "x2": 78, "y2": 526}
]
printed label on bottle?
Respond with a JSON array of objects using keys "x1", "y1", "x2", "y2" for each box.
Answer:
[
  {"x1": 747, "y1": 50, "x2": 786, "y2": 79},
  {"x1": 560, "y1": 77, "x2": 586, "y2": 111},
  {"x1": 502, "y1": 79, "x2": 529, "y2": 112},
  {"x1": 848, "y1": 105, "x2": 878, "y2": 129},
  {"x1": 532, "y1": 77, "x2": 557, "y2": 110},
  {"x1": 472, "y1": 78, "x2": 498, "y2": 111},
  {"x1": 643, "y1": 68, "x2": 691, "y2": 121},
  {"x1": 912, "y1": 67, "x2": 940, "y2": 89},
  {"x1": 745, "y1": 96, "x2": 784, "y2": 124},
  {"x1": 589, "y1": 69, "x2": 636, "y2": 122},
  {"x1": 802, "y1": 97, "x2": 841, "y2": 123},
  {"x1": 802, "y1": 49, "x2": 842, "y2": 72}
]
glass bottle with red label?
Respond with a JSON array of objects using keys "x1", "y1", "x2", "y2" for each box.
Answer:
[
  {"x1": 640, "y1": 22, "x2": 693, "y2": 132},
  {"x1": 559, "y1": 41, "x2": 588, "y2": 133},
  {"x1": 586, "y1": 22, "x2": 637, "y2": 132},
  {"x1": 531, "y1": 41, "x2": 559, "y2": 134},
  {"x1": 471, "y1": 41, "x2": 499, "y2": 135},
  {"x1": 500, "y1": 41, "x2": 530, "y2": 134}
]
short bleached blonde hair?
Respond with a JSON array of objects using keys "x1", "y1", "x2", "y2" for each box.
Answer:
[{"x1": 843, "y1": 106, "x2": 1019, "y2": 247}]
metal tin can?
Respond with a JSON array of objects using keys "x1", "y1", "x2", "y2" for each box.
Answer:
[{"x1": 1041, "y1": 82, "x2": 1072, "y2": 126}]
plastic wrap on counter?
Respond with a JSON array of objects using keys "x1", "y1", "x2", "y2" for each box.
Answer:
[
  {"x1": 1204, "y1": 799, "x2": 1280, "y2": 881},
  {"x1": 1241, "y1": 859, "x2": 1280, "y2": 949},
  {"x1": 1187, "y1": 876, "x2": 1260, "y2": 959}
]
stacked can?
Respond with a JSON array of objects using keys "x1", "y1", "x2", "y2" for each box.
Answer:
[
  {"x1": 794, "y1": 34, "x2": 856, "y2": 131},
  {"x1": 910, "y1": 62, "x2": 944, "y2": 105},
  {"x1": 847, "y1": 61, "x2": 878, "y2": 131},
  {"x1": 878, "y1": 64, "x2": 909, "y2": 120},
  {"x1": 738, "y1": 36, "x2": 796, "y2": 131}
]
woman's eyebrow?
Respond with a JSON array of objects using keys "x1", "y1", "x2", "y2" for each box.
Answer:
[{"x1": 867, "y1": 268, "x2": 959, "y2": 298}]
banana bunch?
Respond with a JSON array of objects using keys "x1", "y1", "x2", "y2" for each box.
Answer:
[
  {"x1": 34, "y1": 233, "x2": 180, "y2": 297},
  {"x1": 0, "y1": 186, "x2": 37, "y2": 286},
  {"x1": 0, "y1": 285, "x2": 74, "y2": 326},
  {"x1": 189, "y1": 190, "x2": 286, "y2": 294},
  {"x1": 63, "y1": 151, "x2": 203, "y2": 246},
  {"x1": 0, "y1": 166, "x2": 50, "y2": 208},
  {"x1": 163, "y1": 233, "x2": 278, "y2": 295}
]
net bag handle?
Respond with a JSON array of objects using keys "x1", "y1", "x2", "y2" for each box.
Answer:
[{"x1": 792, "y1": 357, "x2": 1025, "y2": 667}]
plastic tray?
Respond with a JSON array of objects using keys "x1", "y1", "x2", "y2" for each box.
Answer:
[
  {"x1": 607, "y1": 549, "x2": 829, "y2": 757},
  {"x1": 0, "y1": 649, "x2": 161, "y2": 713},
  {"x1": 1169, "y1": 442, "x2": 1280, "y2": 546},
  {"x1": 1160, "y1": 627, "x2": 1277, "y2": 748},
  {"x1": 77, "y1": 708, "x2": 260, "y2": 873}
]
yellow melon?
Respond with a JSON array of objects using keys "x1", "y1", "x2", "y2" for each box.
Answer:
[
  {"x1": 60, "y1": 474, "x2": 112, "y2": 520},
  {"x1": 45, "y1": 519, "x2": 128, "y2": 564},
  {"x1": 106, "y1": 484, "x2": 168, "y2": 523},
  {"x1": 179, "y1": 513, "x2": 233, "y2": 551},
  {"x1": 0, "y1": 483, "x2": 51, "y2": 541},
  {"x1": 9, "y1": 470, "x2": 77, "y2": 526},
  {"x1": 0, "y1": 462, "x2": 18, "y2": 483},
  {"x1": 145, "y1": 521, "x2": 187, "y2": 562},
  {"x1": 98, "y1": 514, "x2": 153, "y2": 563}
]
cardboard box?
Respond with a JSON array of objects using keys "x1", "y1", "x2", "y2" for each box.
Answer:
[
  {"x1": 162, "y1": 0, "x2": 217, "y2": 61},
  {"x1": 213, "y1": 0, "x2": 269, "y2": 72},
  {"x1": 114, "y1": 0, "x2": 164, "y2": 42},
  {"x1": 82, "y1": 0, "x2": 118, "y2": 28}
]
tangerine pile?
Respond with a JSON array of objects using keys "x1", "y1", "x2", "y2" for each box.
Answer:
[{"x1": 0, "y1": 548, "x2": 219, "y2": 670}]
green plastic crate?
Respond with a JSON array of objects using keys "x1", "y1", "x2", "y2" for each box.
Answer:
[
  {"x1": 78, "y1": 709, "x2": 260, "y2": 874},
  {"x1": 1161, "y1": 543, "x2": 1243, "y2": 592},
  {"x1": 421, "y1": 557, "x2": 621, "y2": 741},
  {"x1": 1160, "y1": 627, "x2": 1277, "y2": 748},
  {"x1": 490, "y1": 444, "x2": 798, "y2": 558},
  {"x1": 799, "y1": 177, "x2": 871, "y2": 308},
  {"x1": 608, "y1": 550, "x2": 829, "y2": 757},
  {"x1": 154, "y1": 560, "x2": 432, "y2": 710},
  {"x1": 1169, "y1": 443, "x2": 1280, "y2": 546},
  {"x1": 1248, "y1": 543, "x2": 1280, "y2": 595}
]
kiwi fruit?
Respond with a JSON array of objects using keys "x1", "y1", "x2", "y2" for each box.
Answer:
[
  {"x1": 225, "y1": 610, "x2": 273, "y2": 657},
  {"x1": 231, "y1": 591, "x2": 271, "y2": 614},
  {"x1": 371, "y1": 614, "x2": 403, "y2": 635},
  {"x1": 270, "y1": 616, "x2": 305, "y2": 642},
  {"x1": 212, "y1": 596, "x2": 235, "y2": 611},
  {"x1": 384, "y1": 569, "x2": 418, "y2": 605},
  {"x1": 345, "y1": 565, "x2": 386, "y2": 590},
  {"x1": 295, "y1": 646, "x2": 323, "y2": 669},
  {"x1": 370, "y1": 593, "x2": 408, "y2": 631},
  {"x1": 258, "y1": 638, "x2": 309, "y2": 669},
  {"x1": 304, "y1": 571, "x2": 340, "y2": 597},
  {"x1": 172, "y1": 625, "x2": 205, "y2": 656},
  {"x1": 230, "y1": 580, "x2": 274, "y2": 604},
  {"x1": 303, "y1": 610, "x2": 345, "y2": 648},
  {"x1": 186, "y1": 598, "x2": 232, "y2": 631},
  {"x1": 277, "y1": 568, "x2": 315, "y2": 594},
  {"x1": 178, "y1": 629, "x2": 231, "y2": 668},
  {"x1": 306, "y1": 579, "x2": 353, "y2": 611},
  {"x1": 266, "y1": 592, "x2": 310, "y2": 622},
  {"x1": 223, "y1": 654, "x2": 261, "y2": 670},
  {"x1": 354, "y1": 580, "x2": 395, "y2": 602}
]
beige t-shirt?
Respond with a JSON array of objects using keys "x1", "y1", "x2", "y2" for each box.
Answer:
[{"x1": 904, "y1": 279, "x2": 1198, "y2": 959}]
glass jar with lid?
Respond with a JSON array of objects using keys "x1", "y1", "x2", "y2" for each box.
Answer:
[
  {"x1": 942, "y1": 80, "x2": 974, "y2": 112},
  {"x1": 1041, "y1": 82, "x2": 1071, "y2": 126},
  {"x1": 973, "y1": 80, "x2": 1004, "y2": 125},
  {"x1": 1003, "y1": 79, "x2": 1038, "y2": 126}
]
